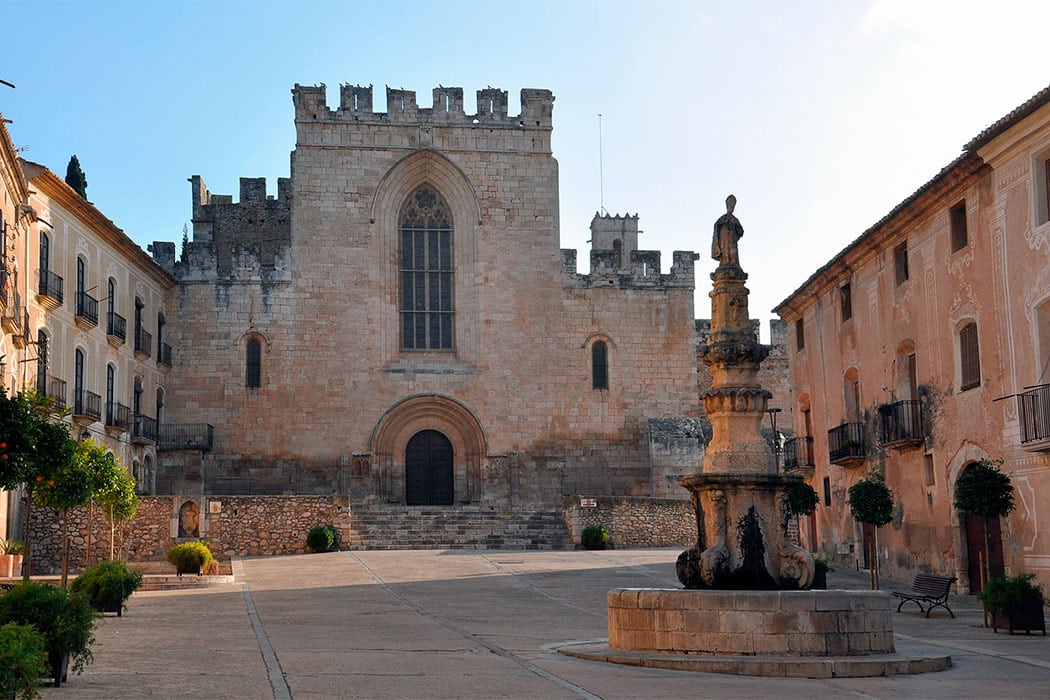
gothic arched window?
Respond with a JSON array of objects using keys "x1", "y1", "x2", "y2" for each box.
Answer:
[
  {"x1": 246, "y1": 337, "x2": 262, "y2": 388},
  {"x1": 592, "y1": 341, "x2": 609, "y2": 390},
  {"x1": 399, "y1": 186, "x2": 454, "y2": 350}
]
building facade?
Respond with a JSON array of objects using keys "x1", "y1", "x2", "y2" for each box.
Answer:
[
  {"x1": 775, "y1": 85, "x2": 1050, "y2": 593},
  {"x1": 156, "y1": 84, "x2": 703, "y2": 516}
]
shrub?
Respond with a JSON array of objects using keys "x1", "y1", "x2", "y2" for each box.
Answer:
[
  {"x1": 201, "y1": 559, "x2": 221, "y2": 575},
  {"x1": 0, "y1": 622, "x2": 48, "y2": 699},
  {"x1": 0, "y1": 582, "x2": 95, "y2": 681},
  {"x1": 581, "y1": 525, "x2": 609, "y2": 550},
  {"x1": 979, "y1": 573, "x2": 1045, "y2": 615},
  {"x1": 166, "y1": 541, "x2": 213, "y2": 575},
  {"x1": 307, "y1": 524, "x2": 340, "y2": 552},
  {"x1": 3, "y1": 539, "x2": 25, "y2": 555},
  {"x1": 814, "y1": 557, "x2": 829, "y2": 573},
  {"x1": 784, "y1": 481, "x2": 819, "y2": 516},
  {"x1": 70, "y1": 560, "x2": 143, "y2": 614}
]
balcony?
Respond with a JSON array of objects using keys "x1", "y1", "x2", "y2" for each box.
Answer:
[
  {"x1": 75, "y1": 291, "x2": 99, "y2": 330},
  {"x1": 107, "y1": 311, "x2": 127, "y2": 347},
  {"x1": 37, "y1": 270, "x2": 64, "y2": 309},
  {"x1": 828, "y1": 422, "x2": 867, "y2": 466},
  {"x1": 105, "y1": 402, "x2": 132, "y2": 434},
  {"x1": 783, "y1": 436, "x2": 815, "y2": 471},
  {"x1": 45, "y1": 376, "x2": 67, "y2": 410},
  {"x1": 73, "y1": 389, "x2": 102, "y2": 426},
  {"x1": 1018, "y1": 384, "x2": 1050, "y2": 452},
  {"x1": 158, "y1": 342, "x2": 173, "y2": 368},
  {"x1": 158, "y1": 423, "x2": 214, "y2": 451},
  {"x1": 132, "y1": 413, "x2": 158, "y2": 444},
  {"x1": 1, "y1": 290, "x2": 22, "y2": 335},
  {"x1": 878, "y1": 400, "x2": 925, "y2": 447},
  {"x1": 134, "y1": 328, "x2": 152, "y2": 359}
]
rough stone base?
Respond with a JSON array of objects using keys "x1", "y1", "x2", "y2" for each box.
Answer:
[{"x1": 608, "y1": 588, "x2": 895, "y2": 656}]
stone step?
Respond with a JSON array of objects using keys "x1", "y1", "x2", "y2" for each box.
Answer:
[{"x1": 348, "y1": 508, "x2": 572, "y2": 550}]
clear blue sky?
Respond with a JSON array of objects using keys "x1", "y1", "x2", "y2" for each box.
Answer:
[{"x1": 3, "y1": 0, "x2": 1048, "y2": 337}]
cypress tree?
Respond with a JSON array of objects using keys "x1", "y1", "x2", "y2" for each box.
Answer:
[{"x1": 65, "y1": 154, "x2": 88, "y2": 197}]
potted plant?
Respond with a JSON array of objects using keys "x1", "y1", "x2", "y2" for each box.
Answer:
[
  {"x1": 306, "y1": 524, "x2": 340, "y2": 553},
  {"x1": 581, "y1": 525, "x2": 609, "y2": 550},
  {"x1": 70, "y1": 560, "x2": 144, "y2": 616},
  {"x1": 0, "y1": 582, "x2": 95, "y2": 687},
  {"x1": 0, "y1": 539, "x2": 25, "y2": 579},
  {"x1": 166, "y1": 541, "x2": 213, "y2": 576},
  {"x1": 979, "y1": 573, "x2": 1046, "y2": 635},
  {"x1": 0, "y1": 622, "x2": 48, "y2": 700}
]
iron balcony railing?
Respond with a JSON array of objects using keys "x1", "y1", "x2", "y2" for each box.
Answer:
[
  {"x1": 879, "y1": 400, "x2": 924, "y2": 445},
  {"x1": 38, "y1": 269, "x2": 64, "y2": 304},
  {"x1": 2, "y1": 290, "x2": 22, "y2": 334},
  {"x1": 158, "y1": 342, "x2": 173, "y2": 367},
  {"x1": 783, "y1": 435, "x2": 815, "y2": 470},
  {"x1": 105, "y1": 402, "x2": 132, "y2": 431},
  {"x1": 135, "y1": 328, "x2": 152, "y2": 357},
  {"x1": 76, "y1": 291, "x2": 99, "y2": 326},
  {"x1": 158, "y1": 423, "x2": 214, "y2": 451},
  {"x1": 0, "y1": 267, "x2": 8, "y2": 308},
  {"x1": 74, "y1": 389, "x2": 102, "y2": 421},
  {"x1": 1018, "y1": 384, "x2": 1050, "y2": 450},
  {"x1": 46, "y1": 376, "x2": 67, "y2": 409},
  {"x1": 132, "y1": 413, "x2": 158, "y2": 443},
  {"x1": 107, "y1": 311, "x2": 127, "y2": 343},
  {"x1": 828, "y1": 422, "x2": 866, "y2": 465}
]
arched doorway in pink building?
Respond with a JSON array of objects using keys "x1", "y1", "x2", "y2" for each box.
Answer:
[{"x1": 958, "y1": 461, "x2": 1006, "y2": 594}]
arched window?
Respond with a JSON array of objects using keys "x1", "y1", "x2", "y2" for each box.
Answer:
[
  {"x1": 246, "y1": 337, "x2": 262, "y2": 388},
  {"x1": 843, "y1": 368, "x2": 861, "y2": 420},
  {"x1": 612, "y1": 239, "x2": 623, "y2": 268},
  {"x1": 896, "y1": 340, "x2": 917, "y2": 402},
  {"x1": 106, "y1": 363, "x2": 115, "y2": 425},
  {"x1": 35, "y1": 330, "x2": 49, "y2": 395},
  {"x1": 39, "y1": 232, "x2": 50, "y2": 273},
  {"x1": 156, "y1": 387, "x2": 165, "y2": 424},
  {"x1": 399, "y1": 185, "x2": 454, "y2": 350},
  {"x1": 959, "y1": 322, "x2": 981, "y2": 390},
  {"x1": 592, "y1": 340, "x2": 609, "y2": 390},
  {"x1": 74, "y1": 348, "x2": 85, "y2": 414}
]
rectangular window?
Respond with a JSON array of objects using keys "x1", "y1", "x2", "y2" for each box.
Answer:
[
  {"x1": 924, "y1": 454, "x2": 936, "y2": 487},
  {"x1": 960, "y1": 322, "x2": 981, "y2": 390},
  {"x1": 894, "y1": 242, "x2": 909, "y2": 286},
  {"x1": 840, "y1": 282, "x2": 852, "y2": 322},
  {"x1": 950, "y1": 200, "x2": 968, "y2": 252},
  {"x1": 795, "y1": 318, "x2": 805, "y2": 351},
  {"x1": 823, "y1": 476, "x2": 831, "y2": 507}
]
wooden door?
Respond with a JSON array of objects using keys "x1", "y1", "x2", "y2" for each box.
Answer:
[{"x1": 405, "y1": 430, "x2": 454, "y2": 506}]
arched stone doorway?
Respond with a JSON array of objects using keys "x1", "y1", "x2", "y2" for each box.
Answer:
[
  {"x1": 405, "y1": 430, "x2": 454, "y2": 505},
  {"x1": 371, "y1": 394, "x2": 487, "y2": 505},
  {"x1": 958, "y1": 461, "x2": 1005, "y2": 594}
]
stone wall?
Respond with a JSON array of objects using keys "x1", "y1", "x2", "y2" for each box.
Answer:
[
  {"x1": 563, "y1": 496, "x2": 695, "y2": 548},
  {"x1": 26, "y1": 495, "x2": 349, "y2": 574}
]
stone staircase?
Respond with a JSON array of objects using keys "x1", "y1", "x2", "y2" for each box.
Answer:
[{"x1": 348, "y1": 507, "x2": 573, "y2": 550}]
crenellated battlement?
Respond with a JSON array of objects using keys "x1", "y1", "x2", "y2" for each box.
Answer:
[
  {"x1": 292, "y1": 83, "x2": 554, "y2": 129},
  {"x1": 562, "y1": 248, "x2": 697, "y2": 290}
]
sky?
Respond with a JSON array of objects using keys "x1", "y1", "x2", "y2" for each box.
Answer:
[{"x1": 3, "y1": 0, "x2": 1049, "y2": 340}]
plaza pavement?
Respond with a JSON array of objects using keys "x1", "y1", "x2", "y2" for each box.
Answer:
[{"x1": 64, "y1": 548, "x2": 1050, "y2": 699}]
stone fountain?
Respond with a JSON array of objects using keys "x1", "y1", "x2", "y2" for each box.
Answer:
[{"x1": 559, "y1": 198, "x2": 950, "y2": 677}]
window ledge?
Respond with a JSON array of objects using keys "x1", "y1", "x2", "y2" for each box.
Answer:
[{"x1": 382, "y1": 360, "x2": 478, "y2": 376}]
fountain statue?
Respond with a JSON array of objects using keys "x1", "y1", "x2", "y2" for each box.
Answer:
[{"x1": 676, "y1": 194, "x2": 814, "y2": 591}]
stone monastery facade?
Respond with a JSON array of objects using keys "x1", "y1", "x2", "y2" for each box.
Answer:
[{"x1": 155, "y1": 84, "x2": 705, "y2": 509}]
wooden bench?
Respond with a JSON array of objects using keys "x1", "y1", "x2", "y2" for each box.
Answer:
[{"x1": 892, "y1": 573, "x2": 957, "y2": 618}]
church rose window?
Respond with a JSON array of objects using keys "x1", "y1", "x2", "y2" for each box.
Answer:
[{"x1": 399, "y1": 186, "x2": 454, "y2": 350}]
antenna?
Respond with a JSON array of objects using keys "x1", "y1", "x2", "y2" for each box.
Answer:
[{"x1": 598, "y1": 113, "x2": 607, "y2": 215}]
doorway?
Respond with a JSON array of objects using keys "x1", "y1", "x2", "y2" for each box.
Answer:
[
  {"x1": 405, "y1": 430, "x2": 454, "y2": 506},
  {"x1": 964, "y1": 513, "x2": 1004, "y2": 593}
]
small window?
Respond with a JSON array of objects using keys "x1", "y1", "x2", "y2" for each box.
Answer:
[
  {"x1": 795, "y1": 318, "x2": 805, "y2": 351},
  {"x1": 959, "y1": 322, "x2": 981, "y2": 390},
  {"x1": 894, "y1": 242, "x2": 909, "y2": 286},
  {"x1": 950, "y1": 200, "x2": 968, "y2": 252},
  {"x1": 840, "y1": 282, "x2": 852, "y2": 322},
  {"x1": 592, "y1": 340, "x2": 609, "y2": 390},
  {"x1": 246, "y1": 338, "x2": 262, "y2": 388},
  {"x1": 924, "y1": 454, "x2": 935, "y2": 487},
  {"x1": 823, "y1": 476, "x2": 831, "y2": 507}
]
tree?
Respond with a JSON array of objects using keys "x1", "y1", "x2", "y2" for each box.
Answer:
[
  {"x1": 33, "y1": 435, "x2": 92, "y2": 586},
  {"x1": 79, "y1": 441, "x2": 125, "y2": 568},
  {"x1": 848, "y1": 471, "x2": 894, "y2": 590},
  {"x1": 64, "y1": 155, "x2": 87, "y2": 197},
  {"x1": 954, "y1": 459, "x2": 1015, "y2": 592},
  {"x1": 95, "y1": 467, "x2": 138, "y2": 561}
]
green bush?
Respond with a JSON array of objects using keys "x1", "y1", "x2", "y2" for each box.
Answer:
[
  {"x1": 0, "y1": 582, "x2": 95, "y2": 680},
  {"x1": 979, "y1": 573, "x2": 1045, "y2": 614},
  {"x1": 581, "y1": 525, "x2": 609, "y2": 550},
  {"x1": 70, "y1": 560, "x2": 143, "y2": 613},
  {"x1": 0, "y1": 622, "x2": 48, "y2": 699},
  {"x1": 307, "y1": 524, "x2": 340, "y2": 552},
  {"x1": 785, "y1": 481, "x2": 819, "y2": 516},
  {"x1": 166, "y1": 541, "x2": 213, "y2": 575}
]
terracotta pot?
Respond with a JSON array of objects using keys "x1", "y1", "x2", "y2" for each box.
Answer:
[{"x1": 0, "y1": 553, "x2": 13, "y2": 578}]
